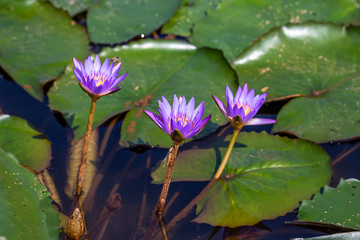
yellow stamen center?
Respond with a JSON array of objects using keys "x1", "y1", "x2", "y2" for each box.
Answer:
[
  {"x1": 91, "y1": 74, "x2": 106, "y2": 87},
  {"x1": 232, "y1": 103, "x2": 252, "y2": 116}
]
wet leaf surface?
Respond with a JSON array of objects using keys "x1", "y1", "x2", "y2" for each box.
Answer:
[
  {"x1": 87, "y1": 0, "x2": 182, "y2": 43},
  {"x1": 152, "y1": 131, "x2": 332, "y2": 227},
  {"x1": 48, "y1": 0, "x2": 92, "y2": 16},
  {"x1": 0, "y1": 148, "x2": 59, "y2": 239},
  {"x1": 165, "y1": 0, "x2": 360, "y2": 60},
  {"x1": 0, "y1": 114, "x2": 51, "y2": 172},
  {"x1": 0, "y1": 0, "x2": 90, "y2": 101},
  {"x1": 297, "y1": 178, "x2": 360, "y2": 230},
  {"x1": 232, "y1": 23, "x2": 360, "y2": 143}
]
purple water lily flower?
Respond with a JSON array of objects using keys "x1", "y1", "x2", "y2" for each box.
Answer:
[
  {"x1": 212, "y1": 84, "x2": 276, "y2": 129},
  {"x1": 144, "y1": 95, "x2": 211, "y2": 143},
  {"x1": 73, "y1": 55, "x2": 128, "y2": 99}
]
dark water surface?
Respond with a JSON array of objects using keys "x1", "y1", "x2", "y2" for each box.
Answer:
[{"x1": 0, "y1": 74, "x2": 359, "y2": 240}]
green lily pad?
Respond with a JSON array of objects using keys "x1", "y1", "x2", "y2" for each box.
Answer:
[
  {"x1": 47, "y1": 40, "x2": 238, "y2": 146},
  {"x1": 232, "y1": 23, "x2": 360, "y2": 143},
  {"x1": 0, "y1": 114, "x2": 51, "y2": 172},
  {"x1": 0, "y1": 148, "x2": 60, "y2": 239},
  {"x1": 292, "y1": 232, "x2": 360, "y2": 240},
  {"x1": 297, "y1": 178, "x2": 360, "y2": 230},
  {"x1": 48, "y1": 0, "x2": 92, "y2": 16},
  {"x1": 161, "y1": 0, "x2": 222, "y2": 37},
  {"x1": 87, "y1": 0, "x2": 182, "y2": 43},
  {"x1": 164, "y1": 0, "x2": 360, "y2": 60},
  {"x1": 0, "y1": 0, "x2": 89, "y2": 101},
  {"x1": 152, "y1": 131, "x2": 332, "y2": 227}
]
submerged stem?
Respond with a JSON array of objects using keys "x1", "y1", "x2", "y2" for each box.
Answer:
[
  {"x1": 213, "y1": 128, "x2": 240, "y2": 179},
  {"x1": 156, "y1": 143, "x2": 180, "y2": 215},
  {"x1": 76, "y1": 98, "x2": 97, "y2": 197}
]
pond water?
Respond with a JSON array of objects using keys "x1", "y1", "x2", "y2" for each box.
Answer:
[{"x1": 1, "y1": 72, "x2": 359, "y2": 240}]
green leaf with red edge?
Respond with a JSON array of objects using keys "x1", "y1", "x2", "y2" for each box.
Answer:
[
  {"x1": 231, "y1": 22, "x2": 360, "y2": 143},
  {"x1": 163, "y1": 0, "x2": 360, "y2": 61},
  {"x1": 0, "y1": 114, "x2": 51, "y2": 172},
  {"x1": 152, "y1": 131, "x2": 332, "y2": 227},
  {"x1": 47, "y1": 40, "x2": 238, "y2": 146},
  {"x1": 0, "y1": 0, "x2": 89, "y2": 101}
]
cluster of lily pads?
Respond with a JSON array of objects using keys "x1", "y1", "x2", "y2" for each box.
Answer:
[{"x1": 0, "y1": 0, "x2": 359, "y2": 239}]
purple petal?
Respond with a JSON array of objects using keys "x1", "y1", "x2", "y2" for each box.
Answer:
[
  {"x1": 100, "y1": 58, "x2": 110, "y2": 73},
  {"x1": 239, "y1": 83, "x2": 248, "y2": 104},
  {"x1": 186, "y1": 97, "x2": 195, "y2": 119},
  {"x1": 94, "y1": 55, "x2": 101, "y2": 72},
  {"x1": 187, "y1": 114, "x2": 211, "y2": 138},
  {"x1": 246, "y1": 118, "x2": 276, "y2": 126},
  {"x1": 234, "y1": 85, "x2": 242, "y2": 103},
  {"x1": 107, "y1": 73, "x2": 128, "y2": 89},
  {"x1": 212, "y1": 95, "x2": 228, "y2": 118},
  {"x1": 84, "y1": 56, "x2": 94, "y2": 73},
  {"x1": 172, "y1": 95, "x2": 179, "y2": 117},
  {"x1": 104, "y1": 63, "x2": 114, "y2": 78},
  {"x1": 144, "y1": 110, "x2": 170, "y2": 134},
  {"x1": 112, "y1": 62, "x2": 122, "y2": 75},
  {"x1": 247, "y1": 89, "x2": 255, "y2": 105},
  {"x1": 159, "y1": 99, "x2": 171, "y2": 123},
  {"x1": 100, "y1": 87, "x2": 120, "y2": 97},
  {"x1": 178, "y1": 96, "x2": 187, "y2": 117},
  {"x1": 73, "y1": 57, "x2": 82, "y2": 70},
  {"x1": 192, "y1": 101, "x2": 204, "y2": 123},
  {"x1": 161, "y1": 96, "x2": 171, "y2": 113},
  {"x1": 226, "y1": 85, "x2": 234, "y2": 106},
  {"x1": 170, "y1": 118, "x2": 177, "y2": 133},
  {"x1": 73, "y1": 69, "x2": 85, "y2": 83}
]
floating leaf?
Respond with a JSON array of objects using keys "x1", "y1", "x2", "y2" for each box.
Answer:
[
  {"x1": 152, "y1": 131, "x2": 332, "y2": 227},
  {"x1": 48, "y1": 40, "x2": 238, "y2": 146},
  {"x1": 297, "y1": 178, "x2": 360, "y2": 230},
  {"x1": 292, "y1": 232, "x2": 360, "y2": 240},
  {"x1": 162, "y1": 0, "x2": 222, "y2": 37},
  {"x1": 48, "y1": 0, "x2": 92, "y2": 16},
  {"x1": 0, "y1": 148, "x2": 60, "y2": 239},
  {"x1": 0, "y1": 114, "x2": 51, "y2": 172},
  {"x1": 87, "y1": 0, "x2": 182, "y2": 43},
  {"x1": 164, "y1": 0, "x2": 360, "y2": 60},
  {"x1": 0, "y1": 0, "x2": 90, "y2": 101},
  {"x1": 232, "y1": 23, "x2": 360, "y2": 143}
]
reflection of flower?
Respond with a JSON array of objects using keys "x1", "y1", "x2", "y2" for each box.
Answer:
[
  {"x1": 73, "y1": 55, "x2": 128, "y2": 99},
  {"x1": 212, "y1": 84, "x2": 276, "y2": 129},
  {"x1": 144, "y1": 95, "x2": 211, "y2": 143}
]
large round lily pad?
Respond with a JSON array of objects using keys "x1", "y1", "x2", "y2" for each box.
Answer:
[
  {"x1": 297, "y1": 178, "x2": 360, "y2": 230},
  {"x1": 87, "y1": 0, "x2": 182, "y2": 43},
  {"x1": 0, "y1": 148, "x2": 59, "y2": 239},
  {"x1": 47, "y1": 40, "x2": 238, "y2": 146},
  {"x1": 232, "y1": 23, "x2": 360, "y2": 143},
  {"x1": 0, "y1": 114, "x2": 51, "y2": 172},
  {"x1": 163, "y1": 0, "x2": 360, "y2": 61},
  {"x1": 152, "y1": 131, "x2": 332, "y2": 227},
  {"x1": 0, "y1": 0, "x2": 90, "y2": 101}
]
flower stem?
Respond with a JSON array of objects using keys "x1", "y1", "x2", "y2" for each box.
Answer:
[
  {"x1": 213, "y1": 128, "x2": 240, "y2": 179},
  {"x1": 76, "y1": 98, "x2": 97, "y2": 197},
  {"x1": 156, "y1": 143, "x2": 180, "y2": 215}
]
